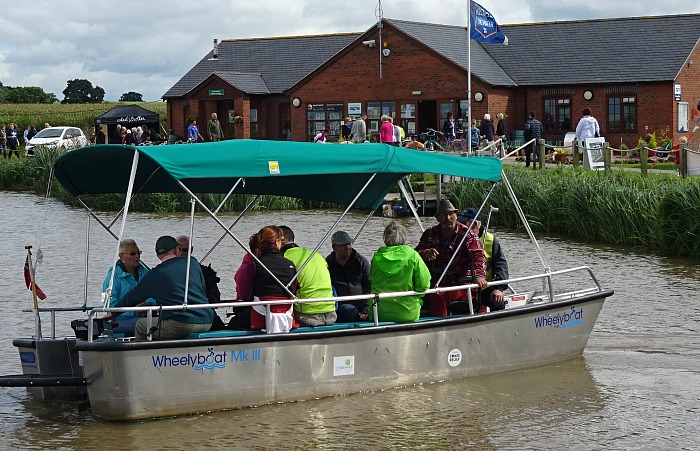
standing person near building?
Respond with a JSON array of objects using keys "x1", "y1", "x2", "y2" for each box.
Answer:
[
  {"x1": 6, "y1": 123, "x2": 20, "y2": 158},
  {"x1": 393, "y1": 118, "x2": 404, "y2": 146},
  {"x1": 313, "y1": 128, "x2": 330, "y2": 143},
  {"x1": 0, "y1": 124, "x2": 7, "y2": 159},
  {"x1": 496, "y1": 113, "x2": 507, "y2": 155},
  {"x1": 279, "y1": 225, "x2": 337, "y2": 327},
  {"x1": 112, "y1": 124, "x2": 122, "y2": 144},
  {"x1": 575, "y1": 108, "x2": 600, "y2": 145},
  {"x1": 479, "y1": 113, "x2": 495, "y2": 148},
  {"x1": 27, "y1": 125, "x2": 38, "y2": 142},
  {"x1": 207, "y1": 113, "x2": 224, "y2": 142},
  {"x1": 523, "y1": 111, "x2": 543, "y2": 168},
  {"x1": 187, "y1": 120, "x2": 204, "y2": 143},
  {"x1": 380, "y1": 115, "x2": 395, "y2": 145},
  {"x1": 442, "y1": 112, "x2": 457, "y2": 141},
  {"x1": 350, "y1": 113, "x2": 367, "y2": 143},
  {"x1": 94, "y1": 125, "x2": 105, "y2": 145},
  {"x1": 341, "y1": 117, "x2": 353, "y2": 141}
]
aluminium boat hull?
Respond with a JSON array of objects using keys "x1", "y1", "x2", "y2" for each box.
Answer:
[{"x1": 76, "y1": 292, "x2": 609, "y2": 420}]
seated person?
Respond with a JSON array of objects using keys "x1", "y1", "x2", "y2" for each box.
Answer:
[
  {"x1": 458, "y1": 208, "x2": 509, "y2": 312},
  {"x1": 101, "y1": 239, "x2": 155, "y2": 336},
  {"x1": 176, "y1": 235, "x2": 224, "y2": 330},
  {"x1": 226, "y1": 233, "x2": 258, "y2": 329},
  {"x1": 369, "y1": 222, "x2": 431, "y2": 322},
  {"x1": 280, "y1": 226, "x2": 336, "y2": 327},
  {"x1": 326, "y1": 230, "x2": 371, "y2": 322},
  {"x1": 250, "y1": 226, "x2": 298, "y2": 333},
  {"x1": 114, "y1": 236, "x2": 213, "y2": 340}
]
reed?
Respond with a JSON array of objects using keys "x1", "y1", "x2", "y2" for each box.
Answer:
[{"x1": 450, "y1": 166, "x2": 700, "y2": 257}]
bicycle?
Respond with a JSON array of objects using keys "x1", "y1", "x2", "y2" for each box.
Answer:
[{"x1": 419, "y1": 128, "x2": 445, "y2": 151}]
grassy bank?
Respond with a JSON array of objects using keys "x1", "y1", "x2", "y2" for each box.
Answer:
[
  {"x1": 3, "y1": 150, "x2": 700, "y2": 257},
  {"x1": 450, "y1": 165, "x2": 700, "y2": 257}
]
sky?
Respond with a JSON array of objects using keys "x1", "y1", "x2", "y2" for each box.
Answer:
[{"x1": 0, "y1": 0, "x2": 698, "y2": 102}]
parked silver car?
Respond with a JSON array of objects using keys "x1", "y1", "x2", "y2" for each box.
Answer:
[{"x1": 25, "y1": 126, "x2": 89, "y2": 156}]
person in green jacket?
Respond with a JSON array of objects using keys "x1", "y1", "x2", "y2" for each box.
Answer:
[
  {"x1": 370, "y1": 222, "x2": 431, "y2": 322},
  {"x1": 279, "y1": 225, "x2": 337, "y2": 326}
]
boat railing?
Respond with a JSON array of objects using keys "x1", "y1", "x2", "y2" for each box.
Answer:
[{"x1": 77, "y1": 265, "x2": 602, "y2": 341}]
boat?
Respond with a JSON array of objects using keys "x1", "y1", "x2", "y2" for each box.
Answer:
[{"x1": 1, "y1": 140, "x2": 613, "y2": 420}]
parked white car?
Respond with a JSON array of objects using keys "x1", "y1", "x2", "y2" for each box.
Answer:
[{"x1": 25, "y1": 126, "x2": 89, "y2": 156}]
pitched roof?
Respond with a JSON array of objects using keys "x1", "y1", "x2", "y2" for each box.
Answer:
[
  {"x1": 386, "y1": 19, "x2": 516, "y2": 86},
  {"x1": 485, "y1": 14, "x2": 700, "y2": 86},
  {"x1": 164, "y1": 14, "x2": 700, "y2": 98},
  {"x1": 162, "y1": 33, "x2": 360, "y2": 98}
]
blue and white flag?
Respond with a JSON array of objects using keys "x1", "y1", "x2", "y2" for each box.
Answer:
[{"x1": 469, "y1": 1, "x2": 508, "y2": 45}]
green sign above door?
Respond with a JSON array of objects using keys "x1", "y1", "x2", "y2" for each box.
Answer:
[{"x1": 208, "y1": 89, "x2": 224, "y2": 96}]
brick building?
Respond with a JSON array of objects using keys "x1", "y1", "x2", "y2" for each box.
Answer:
[{"x1": 163, "y1": 13, "x2": 700, "y2": 148}]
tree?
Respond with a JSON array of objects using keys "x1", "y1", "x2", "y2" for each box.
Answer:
[
  {"x1": 62, "y1": 79, "x2": 105, "y2": 104},
  {"x1": 5, "y1": 86, "x2": 57, "y2": 104},
  {"x1": 120, "y1": 91, "x2": 143, "y2": 102}
]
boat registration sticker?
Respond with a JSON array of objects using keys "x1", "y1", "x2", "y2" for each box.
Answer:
[
  {"x1": 20, "y1": 351, "x2": 37, "y2": 367},
  {"x1": 448, "y1": 349, "x2": 462, "y2": 367},
  {"x1": 333, "y1": 356, "x2": 355, "y2": 376},
  {"x1": 268, "y1": 161, "x2": 280, "y2": 174}
]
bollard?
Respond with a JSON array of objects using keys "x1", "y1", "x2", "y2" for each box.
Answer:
[
  {"x1": 640, "y1": 146, "x2": 648, "y2": 177},
  {"x1": 572, "y1": 139, "x2": 580, "y2": 168},
  {"x1": 680, "y1": 143, "x2": 687, "y2": 178},
  {"x1": 604, "y1": 142, "x2": 611, "y2": 170}
]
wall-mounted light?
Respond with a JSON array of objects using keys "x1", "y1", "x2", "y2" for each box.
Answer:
[
  {"x1": 583, "y1": 90, "x2": 593, "y2": 101},
  {"x1": 474, "y1": 92, "x2": 484, "y2": 102},
  {"x1": 292, "y1": 98, "x2": 301, "y2": 107},
  {"x1": 362, "y1": 40, "x2": 376, "y2": 48}
]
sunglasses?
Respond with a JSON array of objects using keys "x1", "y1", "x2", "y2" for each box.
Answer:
[{"x1": 121, "y1": 251, "x2": 142, "y2": 257}]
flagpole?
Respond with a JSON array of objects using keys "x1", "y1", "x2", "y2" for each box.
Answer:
[
  {"x1": 25, "y1": 245, "x2": 42, "y2": 338},
  {"x1": 467, "y1": 1, "x2": 472, "y2": 152}
]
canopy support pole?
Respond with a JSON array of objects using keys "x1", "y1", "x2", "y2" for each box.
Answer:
[
  {"x1": 201, "y1": 193, "x2": 261, "y2": 264},
  {"x1": 398, "y1": 177, "x2": 424, "y2": 233},
  {"x1": 213, "y1": 177, "x2": 244, "y2": 214},
  {"x1": 104, "y1": 150, "x2": 140, "y2": 307},
  {"x1": 287, "y1": 173, "x2": 378, "y2": 289},
  {"x1": 83, "y1": 212, "x2": 91, "y2": 309},
  {"x1": 353, "y1": 208, "x2": 377, "y2": 243},
  {"x1": 176, "y1": 181, "x2": 295, "y2": 298},
  {"x1": 183, "y1": 198, "x2": 196, "y2": 307}
]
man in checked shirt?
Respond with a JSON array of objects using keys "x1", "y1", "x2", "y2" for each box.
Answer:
[{"x1": 415, "y1": 199, "x2": 487, "y2": 316}]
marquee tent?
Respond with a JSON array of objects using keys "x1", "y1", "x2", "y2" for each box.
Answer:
[{"x1": 95, "y1": 105, "x2": 161, "y2": 143}]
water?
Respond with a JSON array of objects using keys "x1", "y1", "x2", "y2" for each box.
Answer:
[{"x1": 1, "y1": 192, "x2": 699, "y2": 449}]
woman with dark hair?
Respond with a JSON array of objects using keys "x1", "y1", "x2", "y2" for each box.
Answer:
[{"x1": 249, "y1": 225, "x2": 298, "y2": 332}]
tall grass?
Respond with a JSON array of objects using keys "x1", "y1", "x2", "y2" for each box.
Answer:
[{"x1": 450, "y1": 166, "x2": 700, "y2": 257}]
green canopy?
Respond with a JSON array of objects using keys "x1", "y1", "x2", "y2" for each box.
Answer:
[{"x1": 54, "y1": 140, "x2": 502, "y2": 209}]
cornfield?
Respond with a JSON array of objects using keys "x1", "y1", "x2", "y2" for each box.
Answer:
[{"x1": 0, "y1": 102, "x2": 167, "y2": 135}]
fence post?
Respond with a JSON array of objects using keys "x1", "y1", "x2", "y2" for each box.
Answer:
[
  {"x1": 537, "y1": 139, "x2": 545, "y2": 170},
  {"x1": 680, "y1": 143, "x2": 687, "y2": 178},
  {"x1": 604, "y1": 142, "x2": 611, "y2": 170},
  {"x1": 640, "y1": 146, "x2": 648, "y2": 177},
  {"x1": 572, "y1": 139, "x2": 579, "y2": 168}
]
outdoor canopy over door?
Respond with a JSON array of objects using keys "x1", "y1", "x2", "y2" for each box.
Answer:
[{"x1": 54, "y1": 140, "x2": 502, "y2": 210}]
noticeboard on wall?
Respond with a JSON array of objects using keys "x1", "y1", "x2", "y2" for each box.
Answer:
[{"x1": 583, "y1": 137, "x2": 606, "y2": 170}]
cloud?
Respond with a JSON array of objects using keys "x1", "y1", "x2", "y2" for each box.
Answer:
[{"x1": 0, "y1": 0, "x2": 698, "y2": 101}]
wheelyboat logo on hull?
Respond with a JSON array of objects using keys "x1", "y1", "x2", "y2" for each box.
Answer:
[
  {"x1": 151, "y1": 347, "x2": 261, "y2": 371},
  {"x1": 534, "y1": 306, "x2": 583, "y2": 329}
]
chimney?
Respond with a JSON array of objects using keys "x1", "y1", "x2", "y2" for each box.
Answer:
[{"x1": 212, "y1": 39, "x2": 219, "y2": 59}]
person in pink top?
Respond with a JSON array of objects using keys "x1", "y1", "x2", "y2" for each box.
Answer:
[
  {"x1": 227, "y1": 233, "x2": 259, "y2": 329},
  {"x1": 380, "y1": 115, "x2": 396, "y2": 146}
]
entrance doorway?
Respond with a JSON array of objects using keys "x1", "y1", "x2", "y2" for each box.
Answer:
[{"x1": 418, "y1": 100, "x2": 437, "y2": 135}]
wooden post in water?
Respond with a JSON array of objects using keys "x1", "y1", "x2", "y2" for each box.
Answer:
[
  {"x1": 640, "y1": 146, "x2": 648, "y2": 177},
  {"x1": 572, "y1": 139, "x2": 579, "y2": 168},
  {"x1": 680, "y1": 143, "x2": 687, "y2": 178}
]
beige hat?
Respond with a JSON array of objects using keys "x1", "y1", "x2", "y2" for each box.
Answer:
[{"x1": 435, "y1": 199, "x2": 458, "y2": 216}]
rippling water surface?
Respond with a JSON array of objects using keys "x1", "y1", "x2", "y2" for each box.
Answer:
[{"x1": 1, "y1": 192, "x2": 698, "y2": 449}]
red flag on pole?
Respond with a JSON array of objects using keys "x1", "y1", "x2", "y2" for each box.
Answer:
[{"x1": 24, "y1": 256, "x2": 47, "y2": 300}]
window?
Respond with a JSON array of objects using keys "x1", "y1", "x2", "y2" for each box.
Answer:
[
  {"x1": 307, "y1": 103, "x2": 343, "y2": 141},
  {"x1": 439, "y1": 102, "x2": 453, "y2": 120},
  {"x1": 367, "y1": 101, "x2": 397, "y2": 134},
  {"x1": 543, "y1": 97, "x2": 571, "y2": 131},
  {"x1": 608, "y1": 96, "x2": 636, "y2": 131},
  {"x1": 400, "y1": 103, "x2": 416, "y2": 135}
]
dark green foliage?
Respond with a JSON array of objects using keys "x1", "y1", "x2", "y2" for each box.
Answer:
[{"x1": 62, "y1": 79, "x2": 105, "y2": 104}]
